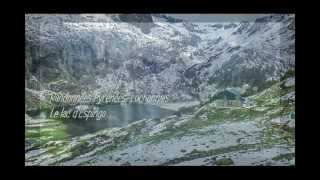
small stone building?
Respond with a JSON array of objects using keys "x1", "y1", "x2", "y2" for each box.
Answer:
[{"x1": 211, "y1": 89, "x2": 244, "y2": 107}]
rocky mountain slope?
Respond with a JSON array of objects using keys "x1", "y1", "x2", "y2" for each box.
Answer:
[
  {"x1": 25, "y1": 70, "x2": 295, "y2": 165},
  {"x1": 25, "y1": 14, "x2": 295, "y2": 105}
]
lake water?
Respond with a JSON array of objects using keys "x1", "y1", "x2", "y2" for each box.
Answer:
[{"x1": 27, "y1": 104, "x2": 176, "y2": 137}]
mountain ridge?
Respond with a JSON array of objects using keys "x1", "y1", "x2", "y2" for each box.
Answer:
[{"x1": 25, "y1": 14, "x2": 295, "y2": 107}]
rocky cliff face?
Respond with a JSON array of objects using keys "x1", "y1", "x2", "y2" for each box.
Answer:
[{"x1": 25, "y1": 14, "x2": 295, "y2": 105}]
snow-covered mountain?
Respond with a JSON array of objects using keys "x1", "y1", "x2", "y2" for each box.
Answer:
[{"x1": 25, "y1": 14, "x2": 295, "y2": 105}]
